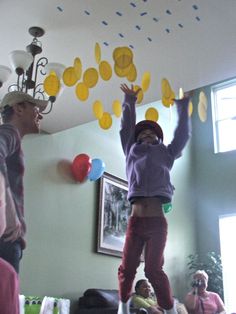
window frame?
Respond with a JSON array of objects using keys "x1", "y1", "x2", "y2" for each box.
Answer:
[{"x1": 211, "y1": 78, "x2": 236, "y2": 154}]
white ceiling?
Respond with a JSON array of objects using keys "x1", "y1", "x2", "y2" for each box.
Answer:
[{"x1": 1, "y1": 0, "x2": 236, "y2": 134}]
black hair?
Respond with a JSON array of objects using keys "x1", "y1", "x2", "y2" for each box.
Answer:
[
  {"x1": 135, "y1": 120, "x2": 164, "y2": 142},
  {"x1": 1, "y1": 102, "x2": 26, "y2": 123},
  {"x1": 135, "y1": 279, "x2": 147, "y2": 293},
  {"x1": 1, "y1": 105, "x2": 15, "y2": 123}
]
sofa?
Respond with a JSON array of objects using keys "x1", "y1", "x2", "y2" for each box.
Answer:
[
  {"x1": 75, "y1": 289, "x2": 142, "y2": 314},
  {"x1": 75, "y1": 288, "x2": 188, "y2": 314}
]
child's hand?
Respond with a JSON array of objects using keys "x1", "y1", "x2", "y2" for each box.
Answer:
[
  {"x1": 172, "y1": 90, "x2": 194, "y2": 102},
  {"x1": 182, "y1": 90, "x2": 194, "y2": 100},
  {"x1": 120, "y1": 83, "x2": 141, "y2": 97}
]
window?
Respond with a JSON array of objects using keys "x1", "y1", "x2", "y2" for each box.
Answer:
[
  {"x1": 211, "y1": 79, "x2": 236, "y2": 153},
  {"x1": 219, "y1": 214, "x2": 236, "y2": 313}
]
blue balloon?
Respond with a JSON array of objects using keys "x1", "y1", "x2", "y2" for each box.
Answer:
[{"x1": 88, "y1": 158, "x2": 106, "y2": 181}]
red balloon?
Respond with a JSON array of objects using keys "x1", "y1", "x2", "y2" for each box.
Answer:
[{"x1": 71, "y1": 154, "x2": 92, "y2": 182}]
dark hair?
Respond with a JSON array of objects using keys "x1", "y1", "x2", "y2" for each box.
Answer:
[
  {"x1": 135, "y1": 120, "x2": 164, "y2": 142},
  {"x1": 1, "y1": 105, "x2": 15, "y2": 123},
  {"x1": 135, "y1": 279, "x2": 147, "y2": 293},
  {"x1": 1, "y1": 102, "x2": 26, "y2": 123}
]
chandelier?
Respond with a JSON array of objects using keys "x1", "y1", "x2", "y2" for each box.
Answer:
[{"x1": 0, "y1": 26, "x2": 65, "y2": 114}]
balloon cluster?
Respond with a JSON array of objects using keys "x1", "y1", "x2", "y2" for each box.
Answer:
[{"x1": 71, "y1": 153, "x2": 105, "y2": 183}]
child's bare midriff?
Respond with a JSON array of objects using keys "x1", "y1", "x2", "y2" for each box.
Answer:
[{"x1": 131, "y1": 197, "x2": 164, "y2": 217}]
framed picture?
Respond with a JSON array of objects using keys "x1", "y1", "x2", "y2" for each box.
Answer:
[{"x1": 97, "y1": 172, "x2": 131, "y2": 258}]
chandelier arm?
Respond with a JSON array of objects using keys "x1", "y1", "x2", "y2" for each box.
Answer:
[
  {"x1": 21, "y1": 73, "x2": 26, "y2": 92},
  {"x1": 26, "y1": 62, "x2": 35, "y2": 93},
  {"x1": 8, "y1": 83, "x2": 19, "y2": 92},
  {"x1": 34, "y1": 83, "x2": 46, "y2": 100},
  {"x1": 17, "y1": 75, "x2": 21, "y2": 91},
  {"x1": 33, "y1": 57, "x2": 48, "y2": 97},
  {"x1": 8, "y1": 73, "x2": 25, "y2": 92},
  {"x1": 41, "y1": 101, "x2": 53, "y2": 115},
  {"x1": 34, "y1": 57, "x2": 48, "y2": 79},
  {"x1": 21, "y1": 72, "x2": 27, "y2": 92}
]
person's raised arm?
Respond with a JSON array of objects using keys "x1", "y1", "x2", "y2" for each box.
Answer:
[
  {"x1": 167, "y1": 94, "x2": 192, "y2": 159},
  {"x1": 119, "y1": 84, "x2": 140, "y2": 156},
  {"x1": 184, "y1": 287, "x2": 198, "y2": 312}
]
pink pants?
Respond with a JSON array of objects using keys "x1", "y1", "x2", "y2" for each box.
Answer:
[
  {"x1": 118, "y1": 216, "x2": 174, "y2": 310},
  {"x1": 0, "y1": 258, "x2": 19, "y2": 314}
]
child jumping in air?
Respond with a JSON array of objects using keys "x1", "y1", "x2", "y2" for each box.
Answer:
[{"x1": 118, "y1": 83, "x2": 191, "y2": 314}]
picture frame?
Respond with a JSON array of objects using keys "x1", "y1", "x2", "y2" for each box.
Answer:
[{"x1": 97, "y1": 172, "x2": 131, "y2": 258}]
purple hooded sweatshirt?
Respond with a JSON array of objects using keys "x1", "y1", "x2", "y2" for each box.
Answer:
[{"x1": 120, "y1": 94, "x2": 191, "y2": 203}]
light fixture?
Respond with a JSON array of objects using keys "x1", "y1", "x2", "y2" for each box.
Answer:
[{"x1": 0, "y1": 26, "x2": 65, "y2": 114}]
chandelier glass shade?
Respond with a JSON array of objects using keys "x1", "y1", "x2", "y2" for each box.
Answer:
[
  {"x1": 9, "y1": 50, "x2": 33, "y2": 74},
  {"x1": 45, "y1": 63, "x2": 65, "y2": 79},
  {"x1": 0, "y1": 65, "x2": 12, "y2": 87}
]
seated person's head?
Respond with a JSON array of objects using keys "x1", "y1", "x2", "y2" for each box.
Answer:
[
  {"x1": 135, "y1": 279, "x2": 152, "y2": 298},
  {"x1": 193, "y1": 270, "x2": 208, "y2": 291}
]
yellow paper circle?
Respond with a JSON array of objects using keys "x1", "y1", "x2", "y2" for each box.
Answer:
[
  {"x1": 161, "y1": 89, "x2": 175, "y2": 107},
  {"x1": 99, "y1": 112, "x2": 112, "y2": 130},
  {"x1": 142, "y1": 72, "x2": 151, "y2": 92},
  {"x1": 161, "y1": 78, "x2": 172, "y2": 98},
  {"x1": 95, "y1": 43, "x2": 101, "y2": 64},
  {"x1": 198, "y1": 101, "x2": 207, "y2": 122},
  {"x1": 75, "y1": 82, "x2": 89, "y2": 101},
  {"x1": 63, "y1": 67, "x2": 78, "y2": 87},
  {"x1": 162, "y1": 96, "x2": 171, "y2": 108},
  {"x1": 199, "y1": 91, "x2": 207, "y2": 109},
  {"x1": 74, "y1": 57, "x2": 82, "y2": 81},
  {"x1": 99, "y1": 61, "x2": 112, "y2": 81},
  {"x1": 169, "y1": 90, "x2": 175, "y2": 105},
  {"x1": 43, "y1": 74, "x2": 60, "y2": 96},
  {"x1": 145, "y1": 107, "x2": 159, "y2": 122},
  {"x1": 49, "y1": 70, "x2": 57, "y2": 76},
  {"x1": 126, "y1": 63, "x2": 137, "y2": 82},
  {"x1": 112, "y1": 100, "x2": 122, "y2": 117},
  {"x1": 134, "y1": 85, "x2": 144, "y2": 104},
  {"x1": 114, "y1": 63, "x2": 131, "y2": 78},
  {"x1": 188, "y1": 100, "x2": 193, "y2": 117},
  {"x1": 93, "y1": 100, "x2": 103, "y2": 119},
  {"x1": 113, "y1": 47, "x2": 133, "y2": 69},
  {"x1": 83, "y1": 68, "x2": 99, "y2": 88}
]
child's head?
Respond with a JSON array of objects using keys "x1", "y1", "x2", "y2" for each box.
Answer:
[
  {"x1": 135, "y1": 120, "x2": 163, "y2": 144},
  {"x1": 135, "y1": 279, "x2": 152, "y2": 298}
]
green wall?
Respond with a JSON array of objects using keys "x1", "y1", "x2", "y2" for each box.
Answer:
[
  {"x1": 19, "y1": 101, "x2": 196, "y2": 312},
  {"x1": 191, "y1": 83, "x2": 236, "y2": 256}
]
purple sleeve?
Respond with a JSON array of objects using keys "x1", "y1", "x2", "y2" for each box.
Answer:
[
  {"x1": 0, "y1": 125, "x2": 20, "y2": 187},
  {"x1": 167, "y1": 97, "x2": 192, "y2": 159},
  {"x1": 119, "y1": 94, "x2": 137, "y2": 156}
]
